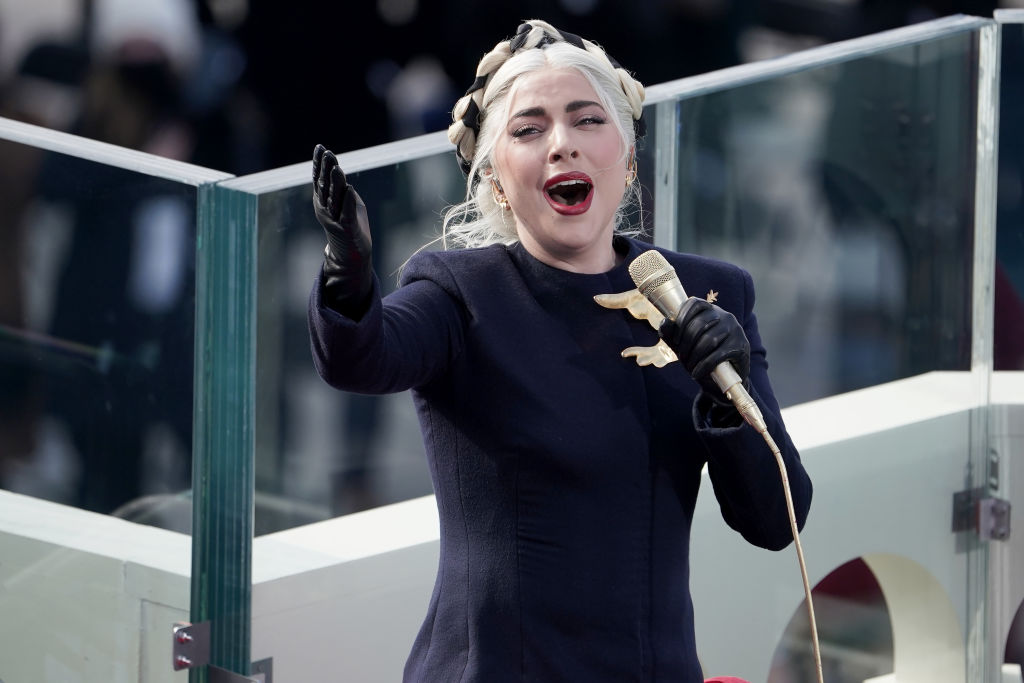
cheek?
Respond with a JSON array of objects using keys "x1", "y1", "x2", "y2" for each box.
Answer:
[
  {"x1": 491, "y1": 143, "x2": 516, "y2": 190},
  {"x1": 494, "y1": 148, "x2": 537, "y2": 197},
  {"x1": 600, "y1": 137, "x2": 628, "y2": 171}
]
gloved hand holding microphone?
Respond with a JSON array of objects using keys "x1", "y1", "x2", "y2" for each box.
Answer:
[{"x1": 629, "y1": 249, "x2": 764, "y2": 431}]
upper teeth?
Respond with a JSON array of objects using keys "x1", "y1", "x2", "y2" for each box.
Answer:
[{"x1": 550, "y1": 179, "x2": 588, "y2": 189}]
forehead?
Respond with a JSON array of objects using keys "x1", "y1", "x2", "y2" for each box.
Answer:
[{"x1": 505, "y1": 67, "x2": 602, "y2": 114}]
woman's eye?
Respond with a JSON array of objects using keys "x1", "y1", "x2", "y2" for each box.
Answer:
[
  {"x1": 511, "y1": 125, "x2": 541, "y2": 138},
  {"x1": 577, "y1": 115, "x2": 605, "y2": 127}
]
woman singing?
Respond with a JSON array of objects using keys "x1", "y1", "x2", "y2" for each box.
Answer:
[{"x1": 308, "y1": 19, "x2": 812, "y2": 682}]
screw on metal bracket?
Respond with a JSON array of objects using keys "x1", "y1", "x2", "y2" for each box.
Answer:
[
  {"x1": 172, "y1": 622, "x2": 210, "y2": 671},
  {"x1": 978, "y1": 497, "x2": 1011, "y2": 541},
  {"x1": 251, "y1": 658, "x2": 273, "y2": 683},
  {"x1": 952, "y1": 488, "x2": 1011, "y2": 541},
  {"x1": 172, "y1": 621, "x2": 272, "y2": 682},
  {"x1": 988, "y1": 448, "x2": 1000, "y2": 490}
]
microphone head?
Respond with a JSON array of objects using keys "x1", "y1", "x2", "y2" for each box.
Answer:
[
  {"x1": 628, "y1": 249, "x2": 688, "y2": 319},
  {"x1": 628, "y1": 250, "x2": 676, "y2": 297}
]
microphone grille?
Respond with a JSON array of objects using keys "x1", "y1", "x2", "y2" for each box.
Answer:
[{"x1": 628, "y1": 250, "x2": 675, "y2": 294}]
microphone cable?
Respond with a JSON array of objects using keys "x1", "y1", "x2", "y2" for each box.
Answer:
[
  {"x1": 626, "y1": 249, "x2": 824, "y2": 683},
  {"x1": 738, "y1": 403, "x2": 823, "y2": 683}
]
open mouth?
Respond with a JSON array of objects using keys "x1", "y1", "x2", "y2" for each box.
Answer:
[
  {"x1": 544, "y1": 173, "x2": 594, "y2": 214},
  {"x1": 547, "y1": 179, "x2": 592, "y2": 205}
]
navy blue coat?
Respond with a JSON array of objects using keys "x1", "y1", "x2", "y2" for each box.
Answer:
[{"x1": 309, "y1": 236, "x2": 812, "y2": 682}]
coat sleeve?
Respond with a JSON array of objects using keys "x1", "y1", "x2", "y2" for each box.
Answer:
[
  {"x1": 695, "y1": 266, "x2": 813, "y2": 551},
  {"x1": 308, "y1": 253, "x2": 467, "y2": 394}
]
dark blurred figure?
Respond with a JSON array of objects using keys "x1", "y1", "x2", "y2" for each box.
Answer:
[
  {"x1": 0, "y1": 37, "x2": 88, "y2": 493},
  {"x1": 816, "y1": 24, "x2": 980, "y2": 390},
  {"x1": 40, "y1": 36, "x2": 197, "y2": 513},
  {"x1": 187, "y1": 0, "x2": 269, "y2": 174},
  {"x1": 851, "y1": 0, "x2": 1001, "y2": 35},
  {"x1": 0, "y1": 0, "x2": 271, "y2": 515},
  {"x1": 754, "y1": 0, "x2": 1000, "y2": 42},
  {"x1": 994, "y1": 17, "x2": 1024, "y2": 370},
  {"x1": 235, "y1": 2, "x2": 391, "y2": 166}
]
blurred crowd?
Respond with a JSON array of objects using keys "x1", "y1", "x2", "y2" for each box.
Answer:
[
  {"x1": 0, "y1": 4, "x2": 1021, "y2": 673},
  {"x1": 0, "y1": 0, "x2": 1008, "y2": 174},
  {"x1": 1, "y1": 0, "x2": 1021, "y2": 514}
]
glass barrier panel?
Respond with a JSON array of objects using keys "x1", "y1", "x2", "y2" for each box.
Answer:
[
  {"x1": 0, "y1": 148, "x2": 199, "y2": 519},
  {"x1": 994, "y1": 11, "x2": 1024, "y2": 682},
  {"x1": 0, "y1": 117, "x2": 229, "y2": 522},
  {"x1": 647, "y1": 18, "x2": 999, "y2": 683},
  {"x1": 205, "y1": 150, "x2": 462, "y2": 535},
  {"x1": 0, "y1": 116, "x2": 229, "y2": 683},
  {"x1": 995, "y1": 15, "x2": 1024, "y2": 372},
  {"x1": 666, "y1": 27, "x2": 980, "y2": 408}
]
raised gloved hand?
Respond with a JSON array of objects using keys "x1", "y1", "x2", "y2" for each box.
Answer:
[
  {"x1": 659, "y1": 297, "x2": 750, "y2": 402},
  {"x1": 313, "y1": 144, "x2": 373, "y2": 318}
]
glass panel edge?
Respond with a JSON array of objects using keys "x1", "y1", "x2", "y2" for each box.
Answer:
[
  {"x1": 646, "y1": 15, "x2": 993, "y2": 104},
  {"x1": 218, "y1": 130, "x2": 453, "y2": 195},
  {"x1": 0, "y1": 115, "x2": 232, "y2": 185},
  {"x1": 190, "y1": 182, "x2": 256, "y2": 679}
]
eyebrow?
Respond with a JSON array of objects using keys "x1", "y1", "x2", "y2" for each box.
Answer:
[{"x1": 510, "y1": 100, "x2": 605, "y2": 120}]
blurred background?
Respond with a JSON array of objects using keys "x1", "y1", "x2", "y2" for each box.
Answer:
[
  {"x1": 0, "y1": 0, "x2": 1016, "y2": 174},
  {"x1": 0, "y1": 0, "x2": 1020, "y2": 534},
  {"x1": 1, "y1": 0, "x2": 1020, "y2": 523},
  {"x1": 2, "y1": 4, "x2": 1023, "y2": 680}
]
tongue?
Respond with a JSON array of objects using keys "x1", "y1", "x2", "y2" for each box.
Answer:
[{"x1": 550, "y1": 186, "x2": 587, "y2": 206}]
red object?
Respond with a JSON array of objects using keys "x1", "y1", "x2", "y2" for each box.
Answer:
[{"x1": 705, "y1": 678, "x2": 751, "y2": 683}]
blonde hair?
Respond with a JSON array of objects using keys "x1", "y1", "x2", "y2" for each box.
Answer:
[{"x1": 441, "y1": 20, "x2": 646, "y2": 250}]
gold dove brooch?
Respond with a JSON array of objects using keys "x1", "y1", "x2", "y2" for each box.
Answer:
[{"x1": 593, "y1": 288, "x2": 720, "y2": 368}]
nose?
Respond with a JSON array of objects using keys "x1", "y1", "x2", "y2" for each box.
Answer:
[{"x1": 548, "y1": 125, "x2": 579, "y2": 164}]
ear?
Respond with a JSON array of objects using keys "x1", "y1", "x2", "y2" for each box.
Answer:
[{"x1": 484, "y1": 169, "x2": 503, "y2": 192}]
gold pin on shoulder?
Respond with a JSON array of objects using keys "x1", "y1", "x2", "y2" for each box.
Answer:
[{"x1": 706, "y1": 290, "x2": 718, "y2": 304}]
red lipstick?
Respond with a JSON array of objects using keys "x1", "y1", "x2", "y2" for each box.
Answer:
[{"x1": 543, "y1": 172, "x2": 594, "y2": 215}]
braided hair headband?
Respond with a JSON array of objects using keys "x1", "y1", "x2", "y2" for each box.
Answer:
[{"x1": 448, "y1": 20, "x2": 646, "y2": 176}]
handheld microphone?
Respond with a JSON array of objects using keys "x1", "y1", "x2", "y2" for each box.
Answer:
[
  {"x1": 629, "y1": 250, "x2": 825, "y2": 683},
  {"x1": 628, "y1": 250, "x2": 767, "y2": 434}
]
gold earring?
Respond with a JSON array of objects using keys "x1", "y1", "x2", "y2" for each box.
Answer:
[
  {"x1": 625, "y1": 156, "x2": 637, "y2": 187},
  {"x1": 491, "y1": 179, "x2": 510, "y2": 211}
]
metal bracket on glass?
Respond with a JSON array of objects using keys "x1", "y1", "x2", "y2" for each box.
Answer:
[
  {"x1": 977, "y1": 497, "x2": 1012, "y2": 541},
  {"x1": 172, "y1": 621, "x2": 210, "y2": 671},
  {"x1": 952, "y1": 488, "x2": 1012, "y2": 541},
  {"x1": 173, "y1": 622, "x2": 273, "y2": 682},
  {"x1": 210, "y1": 659, "x2": 273, "y2": 683}
]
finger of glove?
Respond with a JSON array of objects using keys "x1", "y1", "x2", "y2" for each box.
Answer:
[
  {"x1": 675, "y1": 303, "x2": 720, "y2": 370},
  {"x1": 313, "y1": 145, "x2": 330, "y2": 200},
  {"x1": 324, "y1": 186, "x2": 372, "y2": 263},
  {"x1": 689, "y1": 323, "x2": 750, "y2": 382},
  {"x1": 313, "y1": 151, "x2": 344, "y2": 218},
  {"x1": 708, "y1": 307, "x2": 750, "y2": 378},
  {"x1": 323, "y1": 190, "x2": 374, "y2": 304},
  {"x1": 327, "y1": 165, "x2": 349, "y2": 221},
  {"x1": 313, "y1": 144, "x2": 325, "y2": 184},
  {"x1": 659, "y1": 297, "x2": 704, "y2": 349}
]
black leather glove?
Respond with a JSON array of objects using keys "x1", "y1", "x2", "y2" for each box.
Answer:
[
  {"x1": 659, "y1": 297, "x2": 751, "y2": 403},
  {"x1": 313, "y1": 144, "x2": 373, "y2": 318}
]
